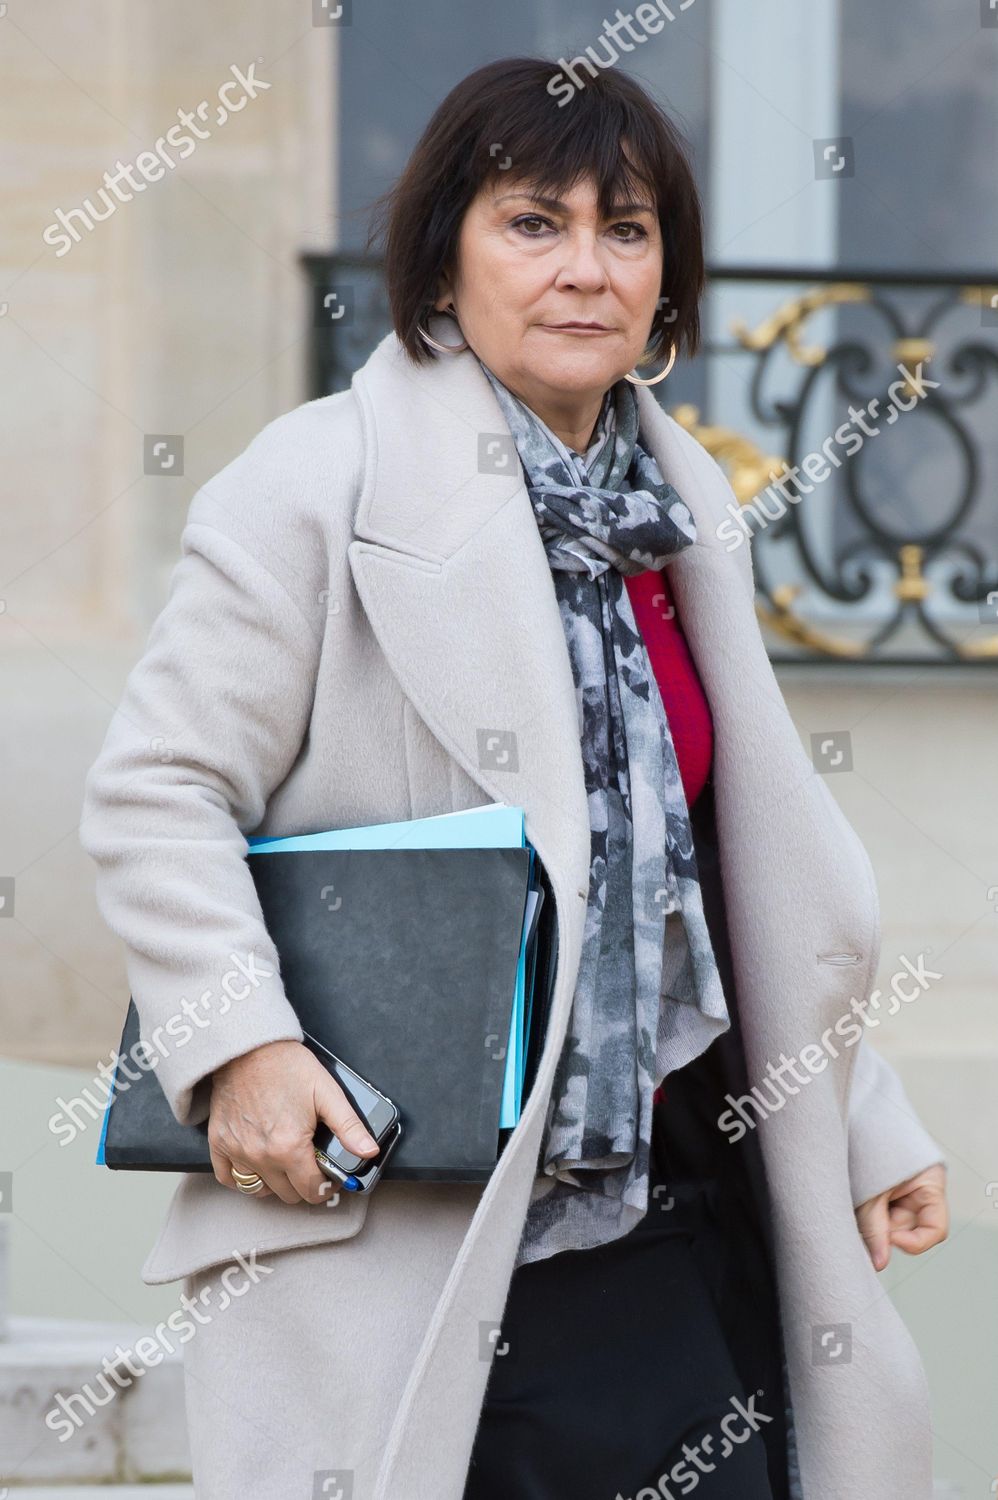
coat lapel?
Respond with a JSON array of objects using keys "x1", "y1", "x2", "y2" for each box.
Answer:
[{"x1": 345, "y1": 332, "x2": 767, "y2": 900}]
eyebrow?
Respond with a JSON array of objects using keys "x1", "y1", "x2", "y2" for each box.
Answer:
[{"x1": 493, "y1": 192, "x2": 656, "y2": 217}]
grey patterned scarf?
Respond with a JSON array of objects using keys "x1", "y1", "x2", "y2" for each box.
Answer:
[{"x1": 479, "y1": 363, "x2": 731, "y2": 1268}]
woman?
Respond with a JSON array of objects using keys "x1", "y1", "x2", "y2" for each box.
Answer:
[{"x1": 80, "y1": 57, "x2": 948, "y2": 1500}]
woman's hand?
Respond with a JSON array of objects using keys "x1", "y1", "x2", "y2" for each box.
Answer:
[
  {"x1": 207, "y1": 1039, "x2": 380, "y2": 1204},
  {"x1": 854, "y1": 1162, "x2": 949, "y2": 1272}
]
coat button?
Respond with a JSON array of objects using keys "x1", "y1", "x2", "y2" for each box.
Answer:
[{"x1": 577, "y1": 888, "x2": 586, "y2": 899}]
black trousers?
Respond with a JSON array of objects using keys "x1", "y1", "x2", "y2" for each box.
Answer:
[{"x1": 463, "y1": 783, "x2": 792, "y2": 1500}]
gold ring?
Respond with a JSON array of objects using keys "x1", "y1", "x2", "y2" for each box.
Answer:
[{"x1": 231, "y1": 1167, "x2": 265, "y2": 1193}]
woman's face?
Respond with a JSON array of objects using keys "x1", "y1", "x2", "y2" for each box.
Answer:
[{"x1": 433, "y1": 172, "x2": 664, "y2": 442}]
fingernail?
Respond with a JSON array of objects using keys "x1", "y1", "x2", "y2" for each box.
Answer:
[{"x1": 346, "y1": 1124, "x2": 377, "y2": 1152}]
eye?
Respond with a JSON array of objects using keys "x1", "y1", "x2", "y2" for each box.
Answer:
[
  {"x1": 511, "y1": 213, "x2": 554, "y2": 237},
  {"x1": 610, "y1": 221, "x2": 649, "y2": 242}
]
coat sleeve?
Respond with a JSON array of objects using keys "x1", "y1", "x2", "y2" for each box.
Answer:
[
  {"x1": 79, "y1": 487, "x2": 326, "y2": 1129},
  {"x1": 846, "y1": 1038, "x2": 947, "y2": 1207},
  {"x1": 660, "y1": 414, "x2": 949, "y2": 1210}
]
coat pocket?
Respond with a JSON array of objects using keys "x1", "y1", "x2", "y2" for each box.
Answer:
[
  {"x1": 140, "y1": 1172, "x2": 371, "y2": 1285},
  {"x1": 808, "y1": 772, "x2": 882, "y2": 973}
]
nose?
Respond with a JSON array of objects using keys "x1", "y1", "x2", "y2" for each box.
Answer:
[{"x1": 552, "y1": 229, "x2": 610, "y2": 294}]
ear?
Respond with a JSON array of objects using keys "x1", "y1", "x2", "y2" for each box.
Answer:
[{"x1": 432, "y1": 277, "x2": 455, "y2": 314}]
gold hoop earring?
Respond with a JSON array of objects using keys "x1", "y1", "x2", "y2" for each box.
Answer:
[
  {"x1": 416, "y1": 306, "x2": 469, "y2": 355},
  {"x1": 624, "y1": 344, "x2": 677, "y2": 387}
]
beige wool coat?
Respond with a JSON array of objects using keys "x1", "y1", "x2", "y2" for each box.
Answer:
[{"x1": 80, "y1": 328, "x2": 946, "y2": 1499}]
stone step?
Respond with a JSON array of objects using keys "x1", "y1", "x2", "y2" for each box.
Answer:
[
  {"x1": 0, "y1": 1315, "x2": 190, "y2": 1486},
  {"x1": 4, "y1": 1490, "x2": 194, "y2": 1497}
]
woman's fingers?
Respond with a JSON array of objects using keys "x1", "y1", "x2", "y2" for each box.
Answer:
[
  {"x1": 887, "y1": 1182, "x2": 948, "y2": 1254},
  {"x1": 855, "y1": 1190, "x2": 892, "y2": 1271},
  {"x1": 254, "y1": 1163, "x2": 308, "y2": 1205},
  {"x1": 279, "y1": 1070, "x2": 383, "y2": 1204},
  {"x1": 209, "y1": 1126, "x2": 308, "y2": 1203},
  {"x1": 209, "y1": 1106, "x2": 368, "y2": 1207},
  {"x1": 855, "y1": 1167, "x2": 950, "y2": 1268},
  {"x1": 312, "y1": 1071, "x2": 380, "y2": 1159},
  {"x1": 283, "y1": 1147, "x2": 338, "y2": 1205},
  {"x1": 251, "y1": 1070, "x2": 382, "y2": 1204},
  {"x1": 209, "y1": 1141, "x2": 274, "y2": 1197},
  {"x1": 887, "y1": 1198, "x2": 919, "y2": 1233},
  {"x1": 254, "y1": 1129, "x2": 328, "y2": 1205}
]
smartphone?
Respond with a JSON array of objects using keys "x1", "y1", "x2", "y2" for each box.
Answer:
[{"x1": 303, "y1": 1031, "x2": 402, "y2": 1193}]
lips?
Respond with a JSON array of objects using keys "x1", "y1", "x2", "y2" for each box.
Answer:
[{"x1": 543, "y1": 322, "x2": 614, "y2": 332}]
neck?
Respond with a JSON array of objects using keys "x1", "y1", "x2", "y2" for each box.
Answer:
[
  {"x1": 502, "y1": 378, "x2": 607, "y2": 454},
  {"x1": 541, "y1": 403, "x2": 603, "y2": 454}
]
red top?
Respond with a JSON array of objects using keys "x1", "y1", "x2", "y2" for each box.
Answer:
[
  {"x1": 622, "y1": 566, "x2": 713, "y2": 808},
  {"x1": 621, "y1": 565, "x2": 714, "y2": 1110}
]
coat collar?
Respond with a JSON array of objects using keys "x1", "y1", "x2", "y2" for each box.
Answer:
[{"x1": 345, "y1": 330, "x2": 760, "y2": 903}]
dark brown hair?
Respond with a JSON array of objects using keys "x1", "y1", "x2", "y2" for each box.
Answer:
[{"x1": 365, "y1": 57, "x2": 705, "y2": 367}]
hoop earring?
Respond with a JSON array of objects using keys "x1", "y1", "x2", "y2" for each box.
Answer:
[
  {"x1": 416, "y1": 306, "x2": 469, "y2": 355},
  {"x1": 624, "y1": 344, "x2": 677, "y2": 387}
]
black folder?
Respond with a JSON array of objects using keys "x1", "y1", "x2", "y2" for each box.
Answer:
[{"x1": 98, "y1": 845, "x2": 558, "y2": 1182}]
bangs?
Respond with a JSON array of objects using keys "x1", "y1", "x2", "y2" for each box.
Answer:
[{"x1": 468, "y1": 83, "x2": 663, "y2": 220}]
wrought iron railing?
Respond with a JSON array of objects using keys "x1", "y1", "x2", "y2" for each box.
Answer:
[{"x1": 301, "y1": 254, "x2": 998, "y2": 665}]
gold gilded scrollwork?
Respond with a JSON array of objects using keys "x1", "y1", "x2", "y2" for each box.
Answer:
[
  {"x1": 667, "y1": 401, "x2": 997, "y2": 659},
  {"x1": 728, "y1": 283, "x2": 871, "y2": 366}
]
